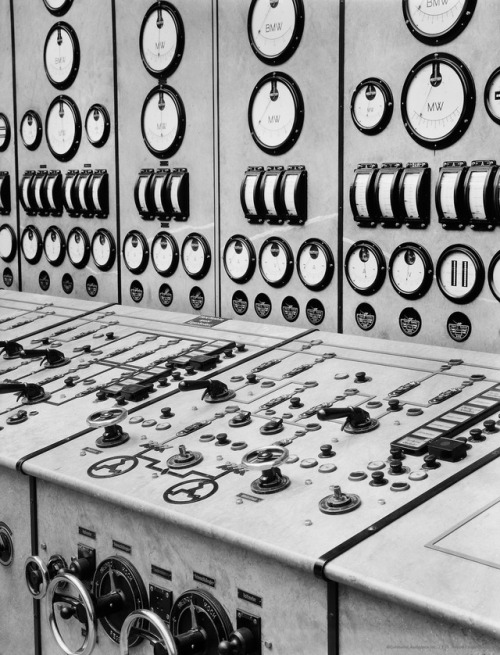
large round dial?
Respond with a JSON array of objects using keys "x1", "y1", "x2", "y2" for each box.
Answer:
[
  {"x1": 141, "y1": 85, "x2": 186, "y2": 158},
  {"x1": 151, "y1": 231, "x2": 179, "y2": 276},
  {"x1": 345, "y1": 241, "x2": 386, "y2": 295},
  {"x1": 85, "y1": 104, "x2": 110, "y2": 147},
  {"x1": 123, "y1": 231, "x2": 149, "y2": 274},
  {"x1": 20, "y1": 110, "x2": 43, "y2": 151},
  {"x1": 67, "y1": 227, "x2": 90, "y2": 269},
  {"x1": 401, "y1": 53, "x2": 475, "y2": 150},
  {"x1": 21, "y1": 226, "x2": 43, "y2": 264},
  {"x1": 437, "y1": 245, "x2": 484, "y2": 304},
  {"x1": 248, "y1": 0, "x2": 305, "y2": 65},
  {"x1": 0, "y1": 114, "x2": 11, "y2": 152},
  {"x1": 351, "y1": 78, "x2": 393, "y2": 135},
  {"x1": 140, "y1": 1, "x2": 184, "y2": 77},
  {"x1": 402, "y1": 0, "x2": 476, "y2": 45},
  {"x1": 488, "y1": 251, "x2": 500, "y2": 302},
  {"x1": 223, "y1": 235, "x2": 256, "y2": 284},
  {"x1": 91, "y1": 229, "x2": 116, "y2": 271},
  {"x1": 0, "y1": 224, "x2": 16, "y2": 262},
  {"x1": 259, "y1": 236, "x2": 294, "y2": 287},
  {"x1": 43, "y1": 226, "x2": 66, "y2": 266},
  {"x1": 43, "y1": 0, "x2": 73, "y2": 16},
  {"x1": 44, "y1": 22, "x2": 80, "y2": 89},
  {"x1": 181, "y1": 233, "x2": 211, "y2": 279},
  {"x1": 389, "y1": 243, "x2": 433, "y2": 300},
  {"x1": 297, "y1": 238, "x2": 334, "y2": 291},
  {"x1": 46, "y1": 96, "x2": 82, "y2": 161},
  {"x1": 248, "y1": 72, "x2": 304, "y2": 155}
]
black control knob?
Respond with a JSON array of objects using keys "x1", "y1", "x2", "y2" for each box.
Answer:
[
  {"x1": 20, "y1": 348, "x2": 69, "y2": 368},
  {"x1": 218, "y1": 627, "x2": 256, "y2": 654},
  {"x1": 483, "y1": 419, "x2": 497, "y2": 433},
  {"x1": 161, "y1": 407, "x2": 173, "y2": 418},
  {"x1": 389, "y1": 459, "x2": 404, "y2": 475},
  {"x1": 105, "y1": 332, "x2": 115, "y2": 340},
  {"x1": 246, "y1": 373, "x2": 258, "y2": 384},
  {"x1": 387, "y1": 398, "x2": 401, "y2": 411},
  {"x1": 355, "y1": 371, "x2": 368, "y2": 383},
  {"x1": 317, "y1": 405, "x2": 378, "y2": 433},
  {"x1": 236, "y1": 343, "x2": 247, "y2": 352},
  {"x1": 390, "y1": 446, "x2": 405, "y2": 461},
  {"x1": 216, "y1": 433, "x2": 230, "y2": 445},
  {"x1": 469, "y1": 428, "x2": 485, "y2": 442},
  {"x1": 423, "y1": 454, "x2": 440, "y2": 469},
  {"x1": 224, "y1": 348, "x2": 235, "y2": 358},
  {"x1": 370, "y1": 471, "x2": 388, "y2": 486},
  {"x1": 289, "y1": 397, "x2": 303, "y2": 408},
  {"x1": 319, "y1": 444, "x2": 334, "y2": 458},
  {"x1": 158, "y1": 377, "x2": 169, "y2": 387}
]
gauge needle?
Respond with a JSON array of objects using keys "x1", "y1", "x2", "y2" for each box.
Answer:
[
  {"x1": 257, "y1": 2, "x2": 275, "y2": 35},
  {"x1": 189, "y1": 599, "x2": 199, "y2": 629}
]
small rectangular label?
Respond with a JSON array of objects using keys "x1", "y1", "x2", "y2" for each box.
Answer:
[
  {"x1": 395, "y1": 435, "x2": 429, "y2": 448},
  {"x1": 454, "y1": 404, "x2": 483, "y2": 416},
  {"x1": 78, "y1": 527, "x2": 96, "y2": 540},
  {"x1": 441, "y1": 412, "x2": 469, "y2": 423},
  {"x1": 238, "y1": 589, "x2": 263, "y2": 606},
  {"x1": 236, "y1": 493, "x2": 263, "y2": 503},
  {"x1": 151, "y1": 565, "x2": 172, "y2": 581},
  {"x1": 112, "y1": 540, "x2": 132, "y2": 554},
  {"x1": 412, "y1": 428, "x2": 442, "y2": 439},
  {"x1": 193, "y1": 572, "x2": 215, "y2": 587},
  {"x1": 184, "y1": 316, "x2": 228, "y2": 328},
  {"x1": 81, "y1": 447, "x2": 102, "y2": 455},
  {"x1": 426, "y1": 420, "x2": 456, "y2": 431},
  {"x1": 482, "y1": 390, "x2": 500, "y2": 399},
  {"x1": 470, "y1": 397, "x2": 498, "y2": 407}
]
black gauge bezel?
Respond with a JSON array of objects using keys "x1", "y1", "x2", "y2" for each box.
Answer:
[
  {"x1": 296, "y1": 238, "x2": 334, "y2": 291},
  {"x1": 181, "y1": 232, "x2": 211, "y2": 280},
  {"x1": 350, "y1": 78, "x2": 393, "y2": 135},
  {"x1": 123, "y1": 230, "x2": 150, "y2": 275},
  {"x1": 488, "y1": 251, "x2": 500, "y2": 302},
  {"x1": 67, "y1": 227, "x2": 90, "y2": 269},
  {"x1": 170, "y1": 590, "x2": 232, "y2": 647},
  {"x1": 43, "y1": 0, "x2": 73, "y2": 16},
  {"x1": 151, "y1": 231, "x2": 179, "y2": 277},
  {"x1": 248, "y1": 72, "x2": 304, "y2": 155},
  {"x1": 0, "y1": 114, "x2": 11, "y2": 152},
  {"x1": 223, "y1": 234, "x2": 257, "y2": 284},
  {"x1": 484, "y1": 67, "x2": 500, "y2": 125},
  {"x1": 20, "y1": 110, "x2": 43, "y2": 151},
  {"x1": 21, "y1": 225, "x2": 43, "y2": 264},
  {"x1": 140, "y1": 1, "x2": 185, "y2": 78},
  {"x1": 141, "y1": 85, "x2": 186, "y2": 159},
  {"x1": 401, "y1": 53, "x2": 475, "y2": 150},
  {"x1": 436, "y1": 244, "x2": 485, "y2": 304},
  {"x1": 91, "y1": 228, "x2": 116, "y2": 272},
  {"x1": 43, "y1": 22, "x2": 80, "y2": 89},
  {"x1": 85, "y1": 104, "x2": 111, "y2": 148},
  {"x1": 247, "y1": 0, "x2": 305, "y2": 65},
  {"x1": 0, "y1": 224, "x2": 16, "y2": 262},
  {"x1": 46, "y1": 95, "x2": 82, "y2": 162},
  {"x1": 345, "y1": 240, "x2": 386, "y2": 296},
  {"x1": 388, "y1": 242, "x2": 434, "y2": 300},
  {"x1": 402, "y1": 0, "x2": 476, "y2": 46},
  {"x1": 43, "y1": 225, "x2": 66, "y2": 267},
  {"x1": 258, "y1": 236, "x2": 294, "y2": 288}
]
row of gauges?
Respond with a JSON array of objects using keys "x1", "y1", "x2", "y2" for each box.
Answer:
[
  {"x1": 345, "y1": 240, "x2": 500, "y2": 304},
  {"x1": 20, "y1": 168, "x2": 108, "y2": 218},
  {"x1": 241, "y1": 165, "x2": 307, "y2": 224},
  {"x1": 135, "y1": 168, "x2": 189, "y2": 221},
  {"x1": 352, "y1": 159, "x2": 500, "y2": 230}
]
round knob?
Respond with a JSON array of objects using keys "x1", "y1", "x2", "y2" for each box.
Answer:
[
  {"x1": 64, "y1": 377, "x2": 77, "y2": 387},
  {"x1": 171, "y1": 371, "x2": 182, "y2": 381},
  {"x1": 390, "y1": 447, "x2": 404, "y2": 460},
  {"x1": 246, "y1": 373, "x2": 257, "y2": 384},
  {"x1": 319, "y1": 444, "x2": 334, "y2": 458},
  {"x1": 218, "y1": 628, "x2": 256, "y2": 655},
  {"x1": 389, "y1": 459, "x2": 403, "y2": 474},
  {"x1": 82, "y1": 345, "x2": 92, "y2": 354},
  {"x1": 289, "y1": 397, "x2": 303, "y2": 408},
  {"x1": 388, "y1": 398, "x2": 400, "y2": 411},
  {"x1": 216, "y1": 433, "x2": 230, "y2": 445},
  {"x1": 469, "y1": 428, "x2": 485, "y2": 442},
  {"x1": 355, "y1": 371, "x2": 367, "y2": 383},
  {"x1": 161, "y1": 407, "x2": 173, "y2": 418},
  {"x1": 423, "y1": 454, "x2": 440, "y2": 469},
  {"x1": 105, "y1": 332, "x2": 115, "y2": 340},
  {"x1": 483, "y1": 419, "x2": 497, "y2": 433},
  {"x1": 158, "y1": 377, "x2": 169, "y2": 387},
  {"x1": 95, "y1": 390, "x2": 107, "y2": 401},
  {"x1": 120, "y1": 609, "x2": 177, "y2": 655},
  {"x1": 370, "y1": 471, "x2": 388, "y2": 486},
  {"x1": 236, "y1": 343, "x2": 247, "y2": 352},
  {"x1": 224, "y1": 348, "x2": 235, "y2": 358},
  {"x1": 25, "y1": 556, "x2": 50, "y2": 599}
]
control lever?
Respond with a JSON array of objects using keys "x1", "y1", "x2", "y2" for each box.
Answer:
[
  {"x1": 178, "y1": 378, "x2": 236, "y2": 403},
  {"x1": 0, "y1": 340, "x2": 23, "y2": 358},
  {"x1": 317, "y1": 405, "x2": 378, "y2": 433},
  {"x1": 218, "y1": 627, "x2": 256, "y2": 654},
  {"x1": 0, "y1": 381, "x2": 50, "y2": 404},
  {"x1": 19, "y1": 348, "x2": 69, "y2": 368}
]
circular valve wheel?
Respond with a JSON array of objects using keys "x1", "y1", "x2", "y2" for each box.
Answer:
[
  {"x1": 25, "y1": 554, "x2": 67, "y2": 599},
  {"x1": 86, "y1": 408, "x2": 129, "y2": 448},
  {"x1": 242, "y1": 446, "x2": 290, "y2": 494}
]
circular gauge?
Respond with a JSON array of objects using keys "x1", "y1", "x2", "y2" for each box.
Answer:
[
  {"x1": 223, "y1": 235, "x2": 256, "y2": 284},
  {"x1": 85, "y1": 104, "x2": 110, "y2": 147},
  {"x1": 402, "y1": 0, "x2": 476, "y2": 45},
  {"x1": 21, "y1": 226, "x2": 43, "y2": 264},
  {"x1": 436, "y1": 244, "x2": 484, "y2": 304},
  {"x1": 484, "y1": 68, "x2": 500, "y2": 125},
  {"x1": 388, "y1": 243, "x2": 433, "y2": 300},
  {"x1": 0, "y1": 224, "x2": 16, "y2": 262},
  {"x1": 43, "y1": 22, "x2": 80, "y2": 89},
  {"x1": 401, "y1": 53, "x2": 475, "y2": 150},
  {"x1": 248, "y1": 0, "x2": 305, "y2": 65},
  {"x1": 488, "y1": 252, "x2": 500, "y2": 302},
  {"x1": 259, "y1": 237, "x2": 294, "y2": 288},
  {"x1": 43, "y1": 0, "x2": 73, "y2": 16},
  {"x1": 67, "y1": 227, "x2": 90, "y2": 269},
  {"x1": 140, "y1": 1, "x2": 185, "y2": 77},
  {"x1": 20, "y1": 110, "x2": 43, "y2": 151},
  {"x1": 297, "y1": 238, "x2": 334, "y2": 291},
  {"x1": 43, "y1": 226, "x2": 66, "y2": 266},
  {"x1": 181, "y1": 233, "x2": 211, "y2": 279},
  {"x1": 141, "y1": 85, "x2": 186, "y2": 159},
  {"x1": 46, "y1": 95, "x2": 82, "y2": 161},
  {"x1": 151, "y1": 231, "x2": 179, "y2": 277},
  {"x1": 123, "y1": 231, "x2": 149, "y2": 275},
  {"x1": 345, "y1": 241, "x2": 386, "y2": 295},
  {"x1": 248, "y1": 72, "x2": 304, "y2": 155},
  {"x1": 91, "y1": 229, "x2": 116, "y2": 271},
  {"x1": 0, "y1": 114, "x2": 11, "y2": 151},
  {"x1": 170, "y1": 590, "x2": 232, "y2": 651},
  {"x1": 351, "y1": 78, "x2": 393, "y2": 135}
]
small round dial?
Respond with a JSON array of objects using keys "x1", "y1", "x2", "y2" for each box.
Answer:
[
  {"x1": 85, "y1": 104, "x2": 110, "y2": 147},
  {"x1": 151, "y1": 231, "x2": 179, "y2": 277},
  {"x1": 351, "y1": 78, "x2": 393, "y2": 135},
  {"x1": 248, "y1": 0, "x2": 305, "y2": 65},
  {"x1": 43, "y1": 226, "x2": 66, "y2": 266},
  {"x1": 91, "y1": 229, "x2": 116, "y2": 271},
  {"x1": 259, "y1": 237, "x2": 294, "y2": 288},
  {"x1": 488, "y1": 251, "x2": 500, "y2": 302},
  {"x1": 248, "y1": 72, "x2": 304, "y2": 155},
  {"x1": 484, "y1": 68, "x2": 500, "y2": 125},
  {"x1": 402, "y1": 0, "x2": 476, "y2": 45},
  {"x1": 0, "y1": 114, "x2": 11, "y2": 151},
  {"x1": 345, "y1": 241, "x2": 386, "y2": 295},
  {"x1": 46, "y1": 96, "x2": 81, "y2": 161},
  {"x1": 388, "y1": 243, "x2": 433, "y2": 300},
  {"x1": 170, "y1": 590, "x2": 232, "y2": 653},
  {"x1": 181, "y1": 233, "x2": 211, "y2": 279},
  {"x1": 20, "y1": 110, "x2": 43, "y2": 151},
  {"x1": 436, "y1": 244, "x2": 484, "y2": 304},
  {"x1": 140, "y1": 1, "x2": 184, "y2": 77},
  {"x1": 223, "y1": 235, "x2": 256, "y2": 284},
  {"x1": 67, "y1": 227, "x2": 90, "y2": 269},
  {"x1": 297, "y1": 238, "x2": 334, "y2": 291},
  {"x1": 123, "y1": 231, "x2": 149, "y2": 274},
  {"x1": 44, "y1": 22, "x2": 80, "y2": 89},
  {"x1": 21, "y1": 226, "x2": 43, "y2": 264},
  {"x1": 43, "y1": 0, "x2": 73, "y2": 16},
  {"x1": 0, "y1": 224, "x2": 16, "y2": 262},
  {"x1": 141, "y1": 85, "x2": 186, "y2": 159}
]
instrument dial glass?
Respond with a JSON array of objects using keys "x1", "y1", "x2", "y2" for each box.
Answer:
[
  {"x1": 21, "y1": 226, "x2": 43, "y2": 264},
  {"x1": 259, "y1": 237, "x2": 294, "y2": 287},
  {"x1": 403, "y1": 0, "x2": 476, "y2": 45},
  {"x1": 20, "y1": 111, "x2": 43, "y2": 150},
  {"x1": 223, "y1": 235, "x2": 256, "y2": 284},
  {"x1": 123, "y1": 231, "x2": 149, "y2": 275},
  {"x1": 248, "y1": 0, "x2": 304, "y2": 65},
  {"x1": 141, "y1": 86, "x2": 186, "y2": 158},
  {"x1": 345, "y1": 241, "x2": 386, "y2": 295},
  {"x1": 67, "y1": 227, "x2": 90, "y2": 268},
  {"x1": 91, "y1": 229, "x2": 116, "y2": 271},
  {"x1": 151, "y1": 231, "x2": 179, "y2": 277},
  {"x1": 46, "y1": 96, "x2": 81, "y2": 161},
  {"x1": 0, "y1": 114, "x2": 11, "y2": 151},
  {"x1": 140, "y1": 1, "x2": 184, "y2": 77},
  {"x1": 181, "y1": 233, "x2": 211, "y2": 279},
  {"x1": 85, "y1": 104, "x2": 110, "y2": 147},
  {"x1": 351, "y1": 78, "x2": 393, "y2": 134},
  {"x1": 43, "y1": 226, "x2": 66, "y2": 266},
  {"x1": 389, "y1": 243, "x2": 433, "y2": 299},
  {"x1": 44, "y1": 22, "x2": 80, "y2": 89},
  {"x1": 436, "y1": 245, "x2": 484, "y2": 303},
  {"x1": 488, "y1": 252, "x2": 500, "y2": 302},
  {"x1": 297, "y1": 239, "x2": 334, "y2": 291},
  {"x1": 0, "y1": 224, "x2": 16, "y2": 262},
  {"x1": 485, "y1": 68, "x2": 500, "y2": 125},
  {"x1": 43, "y1": 0, "x2": 73, "y2": 16}
]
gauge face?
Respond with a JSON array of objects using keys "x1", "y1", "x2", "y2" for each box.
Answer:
[
  {"x1": 141, "y1": 86, "x2": 185, "y2": 159},
  {"x1": 140, "y1": 1, "x2": 184, "y2": 77},
  {"x1": 345, "y1": 241, "x2": 386, "y2": 295},
  {"x1": 488, "y1": 252, "x2": 500, "y2": 302},
  {"x1": 85, "y1": 104, "x2": 110, "y2": 147},
  {"x1": 223, "y1": 235, "x2": 256, "y2": 284},
  {"x1": 151, "y1": 231, "x2": 179, "y2": 276},
  {"x1": 91, "y1": 229, "x2": 116, "y2": 271},
  {"x1": 0, "y1": 224, "x2": 16, "y2": 262},
  {"x1": 484, "y1": 68, "x2": 500, "y2": 125},
  {"x1": 44, "y1": 22, "x2": 80, "y2": 89},
  {"x1": 351, "y1": 78, "x2": 393, "y2": 135},
  {"x1": 249, "y1": 72, "x2": 304, "y2": 155},
  {"x1": 436, "y1": 245, "x2": 484, "y2": 303},
  {"x1": 43, "y1": 226, "x2": 66, "y2": 266},
  {"x1": 259, "y1": 237, "x2": 294, "y2": 287},
  {"x1": 43, "y1": 0, "x2": 73, "y2": 16},
  {"x1": 401, "y1": 53, "x2": 475, "y2": 150},
  {"x1": 21, "y1": 226, "x2": 43, "y2": 264},
  {"x1": 297, "y1": 238, "x2": 334, "y2": 291},
  {"x1": 46, "y1": 96, "x2": 81, "y2": 161},
  {"x1": 389, "y1": 243, "x2": 433, "y2": 300},
  {"x1": 0, "y1": 114, "x2": 11, "y2": 152},
  {"x1": 248, "y1": 0, "x2": 305, "y2": 65},
  {"x1": 20, "y1": 110, "x2": 43, "y2": 150},
  {"x1": 402, "y1": 0, "x2": 476, "y2": 45},
  {"x1": 181, "y1": 233, "x2": 211, "y2": 279},
  {"x1": 123, "y1": 231, "x2": 149, "y2": 275},
  {"x1": 67, "y1": 227, "x2": 90, "y2": 268}
]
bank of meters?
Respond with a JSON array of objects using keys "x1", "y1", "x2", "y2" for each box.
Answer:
[
  {"x1": 241, "y1": 165, "x2": 307, "y2": 224},
  {"x1": 134, "y1": 168, "x2": 189, "y2": 221}
]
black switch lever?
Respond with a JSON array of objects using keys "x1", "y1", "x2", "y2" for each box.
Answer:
[
  {"x1": 0, "y1": 340, "x2": 23, "y2": 358},
  {"x1": 0, "y1": 382, "x2": 50, "y2": 404},
  {"x1": 317, "y1": 405, "x2": 378, "y2": 433},
  {"x1": 178, "y1": 378, "x2": 236, "y2": 403},
  {"x1": 20, "y1": 348, "x2": 69, "y2": 368}
]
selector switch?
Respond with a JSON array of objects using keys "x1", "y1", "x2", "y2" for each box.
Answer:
[
  {"x1": 369, "y1": 471, "x2": 388, "y2": 486},
  {"x1": 318, "y1": 485, "x2": 361, "y2": 514},
  {"x1": 167, "y1": 445, "x2": 203, "y2": 469}
]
